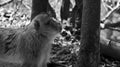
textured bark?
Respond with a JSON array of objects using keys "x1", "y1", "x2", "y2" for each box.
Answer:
[{"x1": 78, "y1": 0, "x2": 100, "y2": 67}]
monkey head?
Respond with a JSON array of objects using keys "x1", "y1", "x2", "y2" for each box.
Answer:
[{"x1": 32, "y1": 13, "x2": 62, "y2": 37}]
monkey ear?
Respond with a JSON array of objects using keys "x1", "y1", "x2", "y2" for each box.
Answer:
[{"x1": 34, "y1": 20, "x2": 40, "y2": 30}]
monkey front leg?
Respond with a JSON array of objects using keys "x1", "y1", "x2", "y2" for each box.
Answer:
[
  {"x1": 38, "y1": 46, "x2": 51, "y2": 67},
  {"x1": 38, "y1": 54, "x2": 48, "y2": 67}
]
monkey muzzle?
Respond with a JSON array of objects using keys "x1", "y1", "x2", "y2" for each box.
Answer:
[{"x1": 50, "y1": 18, "x2": 62, "y2": 32}]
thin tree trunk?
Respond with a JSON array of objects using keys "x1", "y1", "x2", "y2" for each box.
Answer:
[
  {"x1": 31, "y1": 0, "x2": 56, "y2": 20},
  {"x1": 78, "y1": 0, "x2": 100, "y2": 67},
  {"x1": 31, "y1": 0, "x2": 48, "y2": 20},
  {"x1": 60, "y1": 0, "x2": 70, "y2": 20}
]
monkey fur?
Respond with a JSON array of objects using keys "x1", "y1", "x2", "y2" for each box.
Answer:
[{"x1": 0, "y1": 13, "x2": 62, "y2": 67}]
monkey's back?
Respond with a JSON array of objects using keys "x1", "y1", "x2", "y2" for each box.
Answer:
[{"x1": 0, "y1": 28, "x2": 24, "y2": 63}]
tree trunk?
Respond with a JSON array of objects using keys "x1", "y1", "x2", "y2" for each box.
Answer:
[
  {"x1": 31, "y1": 0, "x2": 48, "y2": 20},
  {"x1": 31, "y1": 0, "x2": 56, "y2": 20},
  {"x1": 78, "y1": 0, "x2": 100, "y2": 67},
  {"x1": 60, "y1": 0, "x2": 70, "y2": 20}
]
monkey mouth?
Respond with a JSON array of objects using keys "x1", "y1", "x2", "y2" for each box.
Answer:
[{"x1": 50, "y1": 18, "x2": 62, "y2": 32}]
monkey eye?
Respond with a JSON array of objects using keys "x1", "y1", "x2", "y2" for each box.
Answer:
[
  {"x1": 35, "y1": 20, "x2": 39, "y2": 23},
  {"x1": 45, "y1": 20, "x2": 52, "y2": 25}
]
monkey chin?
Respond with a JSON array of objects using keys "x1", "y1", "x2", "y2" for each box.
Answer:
[{"x1": 0, "y1": 13, "x2": 62, "y2": 67}]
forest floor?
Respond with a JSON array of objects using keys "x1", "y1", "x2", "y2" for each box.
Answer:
[
  {"x1": 100, "y1": 55, "x2": 120, "y2": 67},
  {"x1": 0, "y1": 55, "x2": 119, "y2": 67}
]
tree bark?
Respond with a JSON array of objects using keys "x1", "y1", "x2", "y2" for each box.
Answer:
[
  {"x1": 31, "y1": 0, "x2": 56, "y2": 20},
  {"x1": 78, "y1": 0, "x2": 100, "y2": 67},
  {"x1": 60, "y1": 0, "x2": 70, "y2": 20},
  {"x1": 31, "y1": 0, "x2": 48, "y2": 20}
]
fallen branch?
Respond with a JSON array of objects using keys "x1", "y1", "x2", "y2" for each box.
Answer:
[
  {"x1": 108, "y1": 27, "x2": 120, "y2": 32},
  {"x1": 0, "y1": 0, "x2": 14, "y2": 7},
  {"x1": 100, "y1": 22, "x2": 120, "y2": 32}
]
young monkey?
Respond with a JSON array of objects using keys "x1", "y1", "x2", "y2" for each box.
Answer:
[{"x1": 0, "y1": 13, "x2": 62, "y2": 67}]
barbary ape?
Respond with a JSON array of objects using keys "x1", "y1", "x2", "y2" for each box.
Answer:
[{"x1": 0, "y1": 13, "x2": 62, "y2": 67}]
